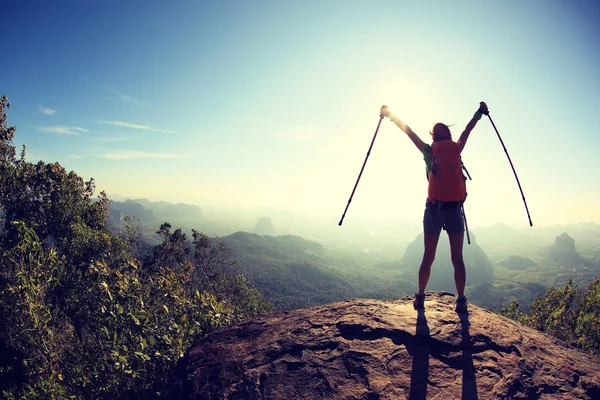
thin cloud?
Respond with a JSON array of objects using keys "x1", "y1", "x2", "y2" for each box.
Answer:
[
  {"x1": 101, "y1": 150, "x2": 188, "y2": 160},
  {"x1": 80, "y1": 79, "x2": 149, "y2": 107},
  {"x1": 104, "y1": 86, "x2": 150, "y2": 108},
  {"x1": 99, "y1": 120, "x2": 175, "y2": 134},
  {"x1": 118, "y1": 93, "x2": 150, "y2": 108},
  {"x1": 38, "y1": 105, "x2": 57, "y2": 116},
  {"x1": 94, "y1": 135, "x2": 138, "y2": 143},
  {"x1": 40, "y1": 125, "x2": 89, "y2": 135}
]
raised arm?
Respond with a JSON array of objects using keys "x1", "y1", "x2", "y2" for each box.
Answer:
[
  {"x1": 380, "y1": 105, "x2": 426, "y2": 153},
  {"x1": 457, "y1": 101, "x2": 488, "y2": 153}
]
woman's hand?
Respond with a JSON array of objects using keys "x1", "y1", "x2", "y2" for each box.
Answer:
[
  {"x1": 478, "y1": 101, "x2": 489, "y2": 115},
  {"x1": 380, "y1": 105, "x2": 391, "y2": 117}
]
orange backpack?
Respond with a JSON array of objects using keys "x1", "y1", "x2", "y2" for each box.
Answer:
[{"x1": 427, "y1": 139, "x2": 467, "y2": 203}]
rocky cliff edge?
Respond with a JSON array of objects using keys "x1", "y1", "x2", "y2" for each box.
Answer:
[{"x1": 175, "y1": 292, "x2": 600, "y2": 399}]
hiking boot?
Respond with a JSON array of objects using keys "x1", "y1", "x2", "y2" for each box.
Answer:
[
  {"x1": 413, "y1": 292, "x2": 425, "y2": 310},
  {"x1": 455, "y1": 295, "x2": 468, "y2": 313}
]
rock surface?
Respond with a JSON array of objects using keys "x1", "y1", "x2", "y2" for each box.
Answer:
[{"x1": 176, "y1": 292, "x2": 600, "y2": 399}]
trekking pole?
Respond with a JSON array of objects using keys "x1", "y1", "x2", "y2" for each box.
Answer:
[
  {"x1": 461, "y1": 162, "x2": 472, "y2": 180},
  {"x1": 461, "y1": 203, "x2": 471, "y2": 245},
  {"x1": 486, "y1": 113, "x2": 533, "y2": 227},
  {"x1": 338, "y1": 111, "x2": 385, "y2": 226}
]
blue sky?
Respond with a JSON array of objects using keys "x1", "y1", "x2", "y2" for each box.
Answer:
[{"x1": 2, "y1": 0, "x2": 599, "y2": 229}]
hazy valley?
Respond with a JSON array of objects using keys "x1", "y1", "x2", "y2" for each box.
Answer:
[{"x1": 109, "y1": 197, "x2": 600, "y2": 312}]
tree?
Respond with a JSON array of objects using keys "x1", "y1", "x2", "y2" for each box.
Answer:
[
  {"x1": 499, "y1": 300, "x2": 526, "y2": 323},
  {"x1": 0, "y1": 95, "x2": 270, "y2": 399},
  {"x1": 145, "y1": 224, "x2": 270, "y2": 319},
  {"x1": 148, "y1": 223, "x2": 190, "y2": 271},
  {"x1": 524, "y1": 279, "x2": 578, "y2": 344},
  {"x1": 1, "y1": 221, "x2": 239, "y2": 399},
  {"x1": 575, "y1": 277, "x2": 600, "y2": 354},
  {"x1": 499, "y1": 277, "x2": 600, "y2": 356}
]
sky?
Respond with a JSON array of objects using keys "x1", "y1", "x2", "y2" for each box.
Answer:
[{"x1": 2, "y1": 0, "x2": 599, "y2": 231}]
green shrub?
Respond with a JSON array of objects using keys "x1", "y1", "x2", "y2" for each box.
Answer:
[
  {"x1": 575, "y1": 277, "x2": 600, "y2": 354},
  {"x1": 500, "y1": 278, "x2": 600, "y2": 355}
]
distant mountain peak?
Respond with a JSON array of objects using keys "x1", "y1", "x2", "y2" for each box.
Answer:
[
  {"x1": 254, "y1": 216, "x2": 277, "y2": 235},
  {"x1": 483, "y1": 222, "x2": 517, "y2": 234},
  {"x1": 547, "y1": 232, "x2": 589, "y2": 267},
  {"x1": 553, "y1": 232, "x2": 575, "y2": 253}
]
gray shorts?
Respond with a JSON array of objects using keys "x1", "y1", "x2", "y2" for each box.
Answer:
[{"x1": 423, "y1": 201, "x2": 464, "y2": 235}]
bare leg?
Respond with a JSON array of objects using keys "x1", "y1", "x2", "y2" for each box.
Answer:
[
  {"x1": 418, "y1": 233, "x2": 440, "y2": 292},
  {"x1": 448, "y1": 232, "x2": 466, "y2": 297}
]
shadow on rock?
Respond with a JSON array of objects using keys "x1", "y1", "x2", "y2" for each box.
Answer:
[
  {"x1": 460, "y1": 312, "x2": 478, "y2": 400},
  {"x1": 409, "y1": 309, "x2": 430, "y2": 400}
]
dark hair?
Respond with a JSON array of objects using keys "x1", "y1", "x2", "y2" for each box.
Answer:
[{"x1": 430, "y1": 123, "x2": 452, "y2": 142}]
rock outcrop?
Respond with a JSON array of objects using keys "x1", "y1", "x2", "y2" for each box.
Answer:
[
  {"x1": 554, "y1": 232, "x2": 576, "y2": 254},
  {"x1": 175, "y1": 293, "x2": 600, "y2": 399},
  {"x1": 547, "y1": 232, "x2": 589, "y2": 267},
  {"x1": 253, "y1": 217, "x2": 277, "y2": 235}
]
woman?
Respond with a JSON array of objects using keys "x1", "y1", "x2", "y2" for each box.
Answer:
[{"x1": 380, "y1": 101, "x2": 488, "y2": 313}]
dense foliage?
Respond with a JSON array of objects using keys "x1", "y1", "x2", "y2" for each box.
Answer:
[
  {"x1": 0, "y1": 95, "x2": 269, "y2": 399},
  {"x1": 500, "y1": 277, "x2": 600, "y2": 355}
]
